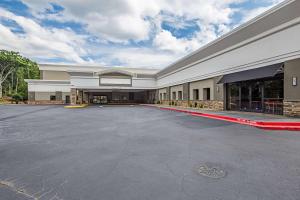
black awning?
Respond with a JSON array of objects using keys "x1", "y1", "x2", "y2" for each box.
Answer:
[{"x1": 217, "y1": 63, "x2": 283, "y2": 84}]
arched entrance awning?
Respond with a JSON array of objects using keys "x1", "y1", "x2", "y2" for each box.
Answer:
[{"x1": 96, "y1": 69, "x2": 135, "y2": 77}]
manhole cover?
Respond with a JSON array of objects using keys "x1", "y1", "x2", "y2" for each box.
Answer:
[{"x1": 196, "y1": 164, "x2": 226, "y2": 179}]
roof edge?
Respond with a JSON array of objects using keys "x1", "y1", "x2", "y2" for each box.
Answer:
[{"x1": 156, "y1": 0, "x2": 295, "y2": 76}]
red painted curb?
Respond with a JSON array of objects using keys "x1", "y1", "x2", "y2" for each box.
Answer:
[{"x1": 145, "y1": 105, "x2": 300, "y2": 131}]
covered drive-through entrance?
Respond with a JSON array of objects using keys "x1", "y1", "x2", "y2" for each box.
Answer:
[{"x1": 73, "y1": 89, "x2": 157, "y2": 105}]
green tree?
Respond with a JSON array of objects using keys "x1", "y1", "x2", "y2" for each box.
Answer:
[{"x1": 0, "y1": 50, "x2": 39, "y2": 100}]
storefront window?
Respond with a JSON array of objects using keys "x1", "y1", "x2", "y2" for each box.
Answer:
[
  {"x1": 178, "y1": 91, "x2": 183, "y2": 100},
  {"x1": 227, "y1": 83, "x2": 239, "y2": 111},
  {"x1": 264, "y1": 78, "x2": 283, "y2": 115},
  {"x1": 226, "y1": 76, "x2": 283, "y2": 115},
  {"x1": 251, "y1": 81, "x2": 262, "y2": 112}
]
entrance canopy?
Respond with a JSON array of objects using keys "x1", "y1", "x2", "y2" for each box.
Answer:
[{"x1": 218, "y1": 63, "x2": 283, "y2": 84}]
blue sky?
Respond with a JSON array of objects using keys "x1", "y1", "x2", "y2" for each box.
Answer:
[{"x1": 0, "y1": 0, "x2": 284, "y2": 68}]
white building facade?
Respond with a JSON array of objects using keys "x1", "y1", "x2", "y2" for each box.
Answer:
[{"x1": 26, "y1": 0, "x2": 300, "y2": 116}]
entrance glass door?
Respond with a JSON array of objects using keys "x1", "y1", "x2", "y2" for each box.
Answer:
[
  {"x1": 240, "y1": 84, "x2": 250, "y2": 111},
  {"x1": 251, "y1": 82, "x2": 262, "y2": 112},
  {"x1": 226, "y1": 76, "x2": 283, "y2": 115},
  {"x1": 92, "y1": 96, "x2": 108, "y2": 104},
  {"x1": 227, "y1": 83, "x2": 240, "y2": 111}
]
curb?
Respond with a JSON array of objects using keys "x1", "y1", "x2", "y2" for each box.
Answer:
[
  {"x1": 146, "y1": 105, "x2": 300, "y2": 131},
  {"x1": 64, "y1": 104, "x2": 88, "y2": 109}
]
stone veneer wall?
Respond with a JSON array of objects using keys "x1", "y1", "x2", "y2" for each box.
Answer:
[
  {"x1": 71, "y1": 88, "x2": 76, "y2": 105},
  {"x1": 188, "y1": 100, "x2": 224, "y2": 111},
  {"x1": 158, "y1": 100, "x2": 223, "y2": 111},
  {"x1": 283, "y1": 101, "x2": 300, "y2": 117}
]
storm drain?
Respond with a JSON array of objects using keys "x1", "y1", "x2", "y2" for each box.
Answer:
[{"x1": 196, "y1": 164, "x2": 226, "y2": 179}]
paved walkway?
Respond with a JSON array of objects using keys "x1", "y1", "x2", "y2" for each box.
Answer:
[
  {"x1": 144, "y1": 104, "x2": 300, "y2": 122},
  {"x1": 143, "y1": 104, "x2": 300, "y2": 131}
]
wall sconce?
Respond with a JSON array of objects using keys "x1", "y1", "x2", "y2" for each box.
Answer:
[{"x1": 292, "y1": 77, "x2": 297, "y2": 86}]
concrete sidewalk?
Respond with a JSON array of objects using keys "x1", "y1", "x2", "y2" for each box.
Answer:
[
  {"x1": 143, "y1": 104, "x2": 300, "y2": 131},
  {"x1": 144, "y1": 104, "x2": 299, "y2": 121}
]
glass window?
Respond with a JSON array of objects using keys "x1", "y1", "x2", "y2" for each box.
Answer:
[
  {"x1": 50, "y1": 95, "x2": 56, "y2": 101},
  {"x1": 241, "y1": 83, "x2": 250, "y2": 111},
  {"x1": 172, "y1": 92, "x2": 176, "y2": 100},
  {"x1": 193, "y1": 89, "x2": 199, "y2": 100},
  {"x1": 178, "y1": 91, "x2": 183, "y2": 100},
  {"x1": 264, "y1": 78, "x2": 284, "y2": 115},
  {"x1": 203, "y1": 88, "x2": 211, "y2": 100},
  {"x1": 227, "y1": 83, "x2": 239, "y2": 111},
  {"x1": 264, "y1": 79, "x2": 283, "y2": 99},
  {"x1": 251, "y1": 81, "x2": 262, "y2": 112}
]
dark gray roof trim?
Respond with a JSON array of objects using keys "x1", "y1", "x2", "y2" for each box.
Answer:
[
  {"x1": 157, "y1": 0, "x2": 299, "y2": 77},
  {"x1": 217, "y1": 63, "x2": 283, "y2": 84},
  {"x1": 68, "y1": 72, "x2": 94, "y2": 76},
  {"x1": 136, "y1": 74, "x2": 156, "y2": 78}
]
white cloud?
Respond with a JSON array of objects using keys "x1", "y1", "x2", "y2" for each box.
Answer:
[
  {"x1": 0, "y1": 0, "x2": 286, "y2": 68},
  {"x1": 241, "y1": 0, "x2": 285, "y2": 23},
  {"x1": 22, "y1": 0, "x2": 243, "y2": 43},
  {"x1": 0, "y1": 8, "x2": 90, "y2": 63},
  {"x1": 153, "y1": 30, "x2": 200, "y2": 53},
  {"x1": 106, "y1": 48, "x2": 176, "y2": 68}
]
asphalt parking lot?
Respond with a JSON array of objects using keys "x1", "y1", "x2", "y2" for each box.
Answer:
[{"x1": 0, "y1": 105, "x2": 299, "y2": 200}]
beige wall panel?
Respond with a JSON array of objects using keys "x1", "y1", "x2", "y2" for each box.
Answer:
[
  {"x1": 284, "y1": 58, "x2": 300, "y2": 101},
  {"x1": 43, "y1": 71, "x2": 70, "y2": 80},
  {"x1": 62, "y1": 92, "x2": 71, "y2": 101},
  {"x1": 35, "y1": 92, "x2": 55, "y2": 100},
  {"x1": 159, "y1": 88, "x2": 167, "y2": 100},
  {"x1": 189, "y1": 79, "x2": 214, "y2": 100},
  {"x1": 170, "y1": 85, "x2": 183, "y2": 100}
]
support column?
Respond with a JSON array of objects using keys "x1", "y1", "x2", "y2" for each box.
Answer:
[
  {"x1": 166, "y1": 87, "x2": 171, "y2": 101},
  {"x1": 83, "y1": 91, "x2": 88, "y2": 104},
  {"x1": 182, "y1": 83, "x2": 190, "y2": 107},
  {"x1": 71, "y1": 88, "x2": 76, "y2": 105},
  {"x1": 155, "y1": 89, "x2": 159, "y2": 103},
  {"x1": 223, "y1": 84, "x2": 227, "y2": 111},
  {"x1": 77, "y1": 90, "x2": 83, "y2": 104},
  {"x1": 284, "y1": 58, "x2": 300, "y2": 117}
]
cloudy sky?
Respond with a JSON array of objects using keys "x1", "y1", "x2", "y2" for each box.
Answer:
[{"x1": 0, "y1": 0, "x2": 284, "y2": 68}]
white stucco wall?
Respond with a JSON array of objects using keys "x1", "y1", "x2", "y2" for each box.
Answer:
[
  {"x1": 157, "y1": 20, "x2": 300, "y2": 87},
  {"x1": 70, "y1": 76, "x2": 156, "y2": 89},
  {"x1": 28, "y1": 82, "x2": 71, "y2": 93}
]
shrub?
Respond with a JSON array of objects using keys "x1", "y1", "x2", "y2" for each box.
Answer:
[
  {"x1": 194, "y1": 102, "x2": 197, "y2": 107},
  {"x1": 157, "y1": 100, "x2": 160, "y2": 104},
  {"x1": 12, "y1": 93, "x2": 22, "y2": 104}
]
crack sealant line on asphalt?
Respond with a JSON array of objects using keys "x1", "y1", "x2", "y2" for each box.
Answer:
[
  {"x1": 143, "y1": 105, "x2": 300, "y2": 131},
  {"x1": 0, "y1": 180, "x2": 38, "y2": 200},
  {"x1": 0, "y1": 106, "x2": 58, "y2": 122}
]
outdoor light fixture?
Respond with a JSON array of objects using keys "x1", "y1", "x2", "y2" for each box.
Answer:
[{"x1": 292, "y1": 77, "x2": 297, "y2": 86}]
